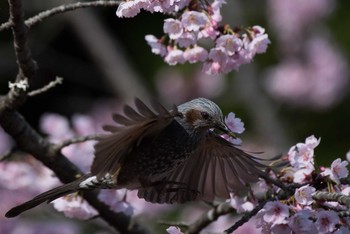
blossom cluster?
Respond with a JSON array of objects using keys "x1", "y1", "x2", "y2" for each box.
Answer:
[
  {"x1": 117, "y1": 0, "x2": 270, "y2": 74},
  {"x1": 237, "y1": 135, "x2": 350, "y2": 233},
  {"x1": 168, "y1": 135, "x2": 350, "y2": 233}
]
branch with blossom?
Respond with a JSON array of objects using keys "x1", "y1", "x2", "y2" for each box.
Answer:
[
  {"x1": 0, "y1": 1, "x2": 122, "y2": 31},
  {"x1": 116, "y1": 0, "x2": 271, "y2": 74}
]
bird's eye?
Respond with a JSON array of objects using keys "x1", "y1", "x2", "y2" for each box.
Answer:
[{"x1": 201, "y1": 111, "x2": 210, "y2": 120}]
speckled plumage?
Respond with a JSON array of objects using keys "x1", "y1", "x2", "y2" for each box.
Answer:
[{"x1": 6, "y1": 97, "x2": 278, "y2": 218}]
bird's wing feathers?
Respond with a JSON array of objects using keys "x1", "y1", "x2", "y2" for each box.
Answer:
[
  {"x1": 92, "y1": 98, "x2": 179, "y2": 178},
  {"x1": 138, "y1": 132, "x2": 272, "y2": 204}
]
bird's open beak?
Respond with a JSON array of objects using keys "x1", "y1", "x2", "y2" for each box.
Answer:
[{"x1": 215, "y1": 122, "x2": 237, "y2": 138}]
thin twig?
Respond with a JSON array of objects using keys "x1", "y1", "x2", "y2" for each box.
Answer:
[
  {"x1": 186, "y1": 202, "x2": 235, "y2": 234},
  {"x1": 54, "y1": 133, "x2": 101, "y2": 151},
  {"x1": 1, "y1": 1, "x2": 121, "y2": 31},
  {"x1": 158, "y1": 220, "x2": 189, "y2": 229},
  {"x1": 224, "y1": 198, "x2": 273, "y2": 234},
  {"x1": 28, "y1": 77, "x2": 63, "y2": 96}
]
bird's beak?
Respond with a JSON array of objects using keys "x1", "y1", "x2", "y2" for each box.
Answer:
[{"x1": 215, "y1": 122, "x2": 237, "y2": 138}]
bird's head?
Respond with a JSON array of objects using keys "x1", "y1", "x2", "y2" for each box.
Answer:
[{"x1": 177, "y1": 97, "x2": 235, "y2": 137}]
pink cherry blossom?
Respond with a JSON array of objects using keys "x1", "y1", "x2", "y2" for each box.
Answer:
[
  {"x1": 40, "y1": 113, "x2": 73, "y2": 141},
  {"x1": 183, "y1": 46, "x2": 208, "y2": 63},
  {"x1": 166, "y1": 226, "x2": 184, "y2": 234},
  {"x1": 116, "y1": 1, "x2": 141, "y2": 18},
  {"x1": 293, "y1": 164, "x2": 314, "y2": 183},
  {"x1": 145, "y1": 35, "x2": 167, "y2": 56},
  {"x1": 146, "y1": 0, "x2": 174, "y2": 13},
  {"x1": 270, "y1": 224, "x2": 291, "y2": 234},
  {"x1": 98, "y1": 190, "x2": 134, "y2": 216},
  {"x1": 181, "y1": 11, "x2": 209, "y2": 31},
  {"x1": 315, "y1": 210, "x2": 340, "y2": 233},
  {"x1": 163, "y1": 19, "x2": 183, "y2": 40},
  {"x1": 164, "y1": 48, "x2": 185, "y2": 65},
  {"x1": 262, "y1": 201, "x2": 289, "y2": 226},
  {"x1": 294, "y1": 185, "x2": 316, "y2": 206},
  {"x1": 289, "y1": 209, "x2": 316, "y2": 233},
  {"x1": 52, "y1": 194, "x2": 98, "y2": 220},
  {"x1": 202, "y1": 61, "x2": 221, "y2": 75},
  {"x1": 321, "y1": 158, "x2": 349, "y2": 184},
  {"x1": 209, "y1": 46, "x2": 228, "y2": 65},
  {"x1": 176, "y1": 32, "x2": 196, "y2": 48},
  {"x1": 72, "y1": 114, "x2": 95, "y2": 135},
  {"x1": 305, "y1": 135, "x2": 321, "y2": 148},
  {"x1": 287, "y1": 135, "x2": 320, "y2": 169},
  {"x1": 198, "y1": 24, "x2": 218, "y2": 40},
  {"x1": 216, "y1": 34, "x2": 242, "y2": 56},
  {"x1": 230, "y1": 195, "x2": 255, "y2": 213},
  {"x1": 225, "y1": 112, "x2": 245, "y2": 134}
]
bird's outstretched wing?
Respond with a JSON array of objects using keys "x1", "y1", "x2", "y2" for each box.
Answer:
[
  {"x1": 138, "y1": 132, "x2": 276, "y2": 204},
  {"x1": 92, "y1": 98, "x2": 180, "y2": 179}
]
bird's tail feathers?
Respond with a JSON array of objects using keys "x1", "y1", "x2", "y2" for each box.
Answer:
[{"x1": 5, "y1": 178, "x2": 84, "y2": 218}]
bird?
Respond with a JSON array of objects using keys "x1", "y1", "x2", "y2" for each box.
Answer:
[{"x1": 5, "y1": 97, "x2": 278, "y2": 218}]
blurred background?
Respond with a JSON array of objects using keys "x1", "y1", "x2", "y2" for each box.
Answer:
[{"x1": 1, "y1": 0, "x2": 350, "y2": 233}]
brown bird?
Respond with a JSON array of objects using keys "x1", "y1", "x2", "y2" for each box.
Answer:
[{"x1": 6, "y1": 97, "x2": 275, "y2": 218}]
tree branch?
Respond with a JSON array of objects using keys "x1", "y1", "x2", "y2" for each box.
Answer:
[
  {"x1": 1, "y1": 1, "x2": 121, "y2": 31},
  {"x1": 313, "y1": 191, "x2": 350, "y2": 217},
  {"x1": 8, "y1": 0, "x2": 37, "y2": 82},
  {"x1": 0, "y1": 107, "x2": 149, "y2": 234},
  {"x1": 53, "y1": 133, "x2": 101, "y2": 152},
  {"x1": 186, "y1": 202, "x2": 235, "y2": 234},
  {"x1": 28, "y1": 76, "x2": 63, "y2": 96}
]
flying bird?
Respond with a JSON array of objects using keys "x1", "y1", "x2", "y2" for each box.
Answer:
[{"x1": 6, "y1": 97, "x2": 277, "y2": 218}]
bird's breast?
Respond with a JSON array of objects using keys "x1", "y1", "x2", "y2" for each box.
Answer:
[{"x1": 117, "y1": 120, "x2": 202, "y2": 184}]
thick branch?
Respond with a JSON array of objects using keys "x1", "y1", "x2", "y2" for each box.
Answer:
[
  {"x1": 8, "y1": 0, "x2": 37, "y2": 82},
  {"x1": 0, "y1": 107, "x2": 149, "y2": 234},
  {"x1": 1, "y1": 1, "x2": 121, "y2": 31},
  {"x1": 313, "y1": 191, "x2": 350, "y2": 217}
]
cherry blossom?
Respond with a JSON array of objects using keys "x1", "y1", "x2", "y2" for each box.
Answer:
[
  {"x1": 166, "y1": 226, "x2": 184, "y2": 234},
  {"x1": 145, "y1": 35, "x2": 167, "y2": 56},
  {"x1": 98, "y1": 190, "x2": 134, "y2": 216},
  {"x1": 175, "y1": 32, "x2": 196, "y2": 48},
  {"x1": 130, "y1": 0, "x2": 271, "y2": 74},
  {"x1": 230, "y1": 195, "x2": 255, "y2": 213},
  {"x1": 52, "y1": 194, "x2": 98, "y2": 220},
  {"x1": 225, "y1": 112, "x2": 245, "y2": 134},
  {"x1": 293, "y1": 164, "x2": 314, "y2": 184},
  {"x1": 287, "y1": 135, "x2": 320, "y2": 169},
  {"x1": 216, "y1": 34, "x2": 243, "y2": 56},
  {"x1": 289, "y1": 209, "x2": 316, "y2": 233},
  {"x1": 181, "y1": 11, "x2": 209, "y2": 32},
  {"x1": 261, "y1": 201, "x2": 289, "y2": 226},
  {"x1": 164, "y1": 48, "x2": 185, "y2": 65},
  {"x1": 315, "y1": 210, "x2": 340, "y2": 233},
  {"x1": 321, "y1": 158, "x2": 349, "y2": 184},
  {"x1": 294, "y1": 185, "x2": 316, "y2": 206},
  {"x1": 183, "y1": 46, "x2": 208, "y2": 63},
  {"x1": 116, "y1": 1, "x2": 141, "y2": 18},
  {"x1": 164, "y1": 19, "x2": 183, "y2": 40}
]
